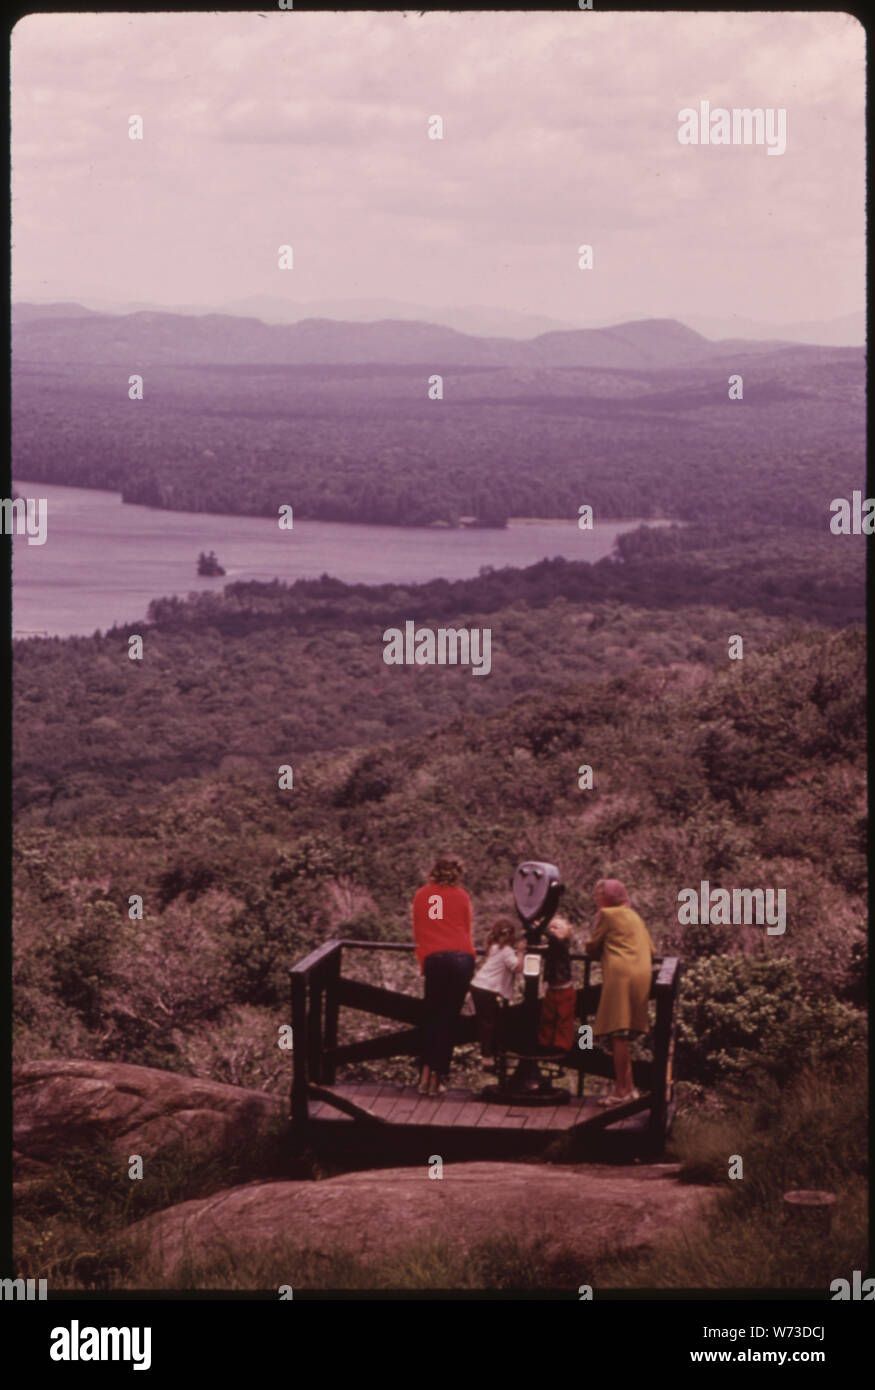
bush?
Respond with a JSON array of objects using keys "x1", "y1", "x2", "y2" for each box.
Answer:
[
  {"x1": 676, "y1": 955, "x2": 865, "y2": 1087},
  {"x1": 50, "y1": 900, "x2": 122, "y2": 1032},
  {"x1": 333, "y1": 750, "x2": 398, "y2": 807}
]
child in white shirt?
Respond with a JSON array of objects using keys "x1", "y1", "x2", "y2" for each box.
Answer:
[{"x1": 469, "y1": 918, "x2": 523, "y2": 1065}]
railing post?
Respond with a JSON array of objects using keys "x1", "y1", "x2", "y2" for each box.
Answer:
[
  {"x1": 648, "y1": 988, "x2": 669, "y2": 1149},
  {"x1": 323, "y1": 945, "x2": 342, "y2": 1085},
  {"x1": 308, "y1": 972, "x2": 324, "y2": 1086},
  {"x1": 291, "y1": 970, "x2": 309, "y2": 1128},
  {"x1": 648, "y1": 960, "x2": 680, "y2": 1155},
  {"x1": 576, "y1": 956, "x2": 591, "y2": 1097}
]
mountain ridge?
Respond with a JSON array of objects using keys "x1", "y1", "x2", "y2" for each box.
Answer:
[
  {"x1": 12, "y1": 297, "x2": 865, "y2": 346},
  {"x1": 13, "y1": 305, "x2": 770, "y2": 369}
]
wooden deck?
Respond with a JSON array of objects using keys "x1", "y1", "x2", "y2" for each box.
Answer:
[
  {"x1": 309, "y1": 1081, "x2": 645, "y2": 1128},
  {"x1": 290, "y1": 941, "x2": 681, "y2": 1162},
  {"x1": 304, "y1": 1081, "x2": 654, "y2": 1158}
]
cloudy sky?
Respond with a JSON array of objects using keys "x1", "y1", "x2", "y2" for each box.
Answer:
[{"x1": 11, "y1": 10, "x2": 865, "y2": 327}]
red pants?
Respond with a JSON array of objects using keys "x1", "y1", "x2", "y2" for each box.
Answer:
[{"x1": 537, "y1": 986, "x2": 576, "y2": 1053}]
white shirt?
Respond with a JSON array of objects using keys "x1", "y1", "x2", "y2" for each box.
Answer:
[{"x1": 471, "y1": 944, "x2": 518, "y2": 1001}]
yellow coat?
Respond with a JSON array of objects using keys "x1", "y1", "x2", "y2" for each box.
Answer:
[{"x1": 585, "y1": 906, "x2": 654, "y2": 1038}]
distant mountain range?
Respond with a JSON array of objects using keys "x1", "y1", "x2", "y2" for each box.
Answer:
[
  {"x1": 13, "y1": 304, "x2": 858, "y2": 370},
  {"x1": 223, "y1": 297, "x2": 579, "y2": 338},
  {"x1": 683, "y1": 311, "x2": 864, "y2": 349},
  {"x1": 12, "y1": 299, "x2": 863, "y2": 533},
  {"x1": 12, "y1": 297, "x2": 864, "y2": 347},
  {"x1": 11, "y1": 298, "x2": 578, "y2": 340}
]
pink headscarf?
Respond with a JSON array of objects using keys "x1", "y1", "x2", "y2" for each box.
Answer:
[
  {"x1": 589, "y1": 878, "x2": 631, "y2": 933},
  {"x1": 600, "y1": 878, "x2": 630, "y2": 907}
]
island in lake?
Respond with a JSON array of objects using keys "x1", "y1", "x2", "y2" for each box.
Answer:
[{"x1": 197, "y1": 550, "x2": 226, "y2": 577}]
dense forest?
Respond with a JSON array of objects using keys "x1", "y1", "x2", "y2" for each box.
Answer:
[
  {"x1": 13, "y1": 618, "x2": 866, "y2": 1094},
  {"x1": 12, "y1": 310, "x2": 863, "y2": 527},
  {"x1": 12, "y1": 524, "x2": 863, "y2": 818}
]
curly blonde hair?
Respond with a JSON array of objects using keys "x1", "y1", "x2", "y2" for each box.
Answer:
[{"x1": 547, "y1": 914, "x2": 574, "y2": 940}]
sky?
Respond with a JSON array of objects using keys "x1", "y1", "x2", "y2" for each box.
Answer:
[{"x1": 11, "y1": 10, "x2": 866, "y2": 327}]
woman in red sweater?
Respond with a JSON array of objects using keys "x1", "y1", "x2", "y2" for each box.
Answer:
[{"x1": 412, "y1": 854, "x2": 476, "y2": 1097}]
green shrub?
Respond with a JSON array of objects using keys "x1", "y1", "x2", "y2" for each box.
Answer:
[
  {"x1": 50, "y1": 900, "x2": 122, "y2": 1032},
  {"x1": 334, "y1": 751, "x2": 398, "y2": 807},
  {"x1": 676, "y1": 955, "x2": 865, "y2": 1086}
]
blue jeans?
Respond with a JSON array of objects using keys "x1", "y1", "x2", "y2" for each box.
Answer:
[{"x1": 422, "y1": 951, "x2": 475, "y2": 1076}]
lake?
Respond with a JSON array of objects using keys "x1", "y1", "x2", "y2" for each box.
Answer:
[{"x1": 10, "y1": 479, "x2": 673, "y2": 638}]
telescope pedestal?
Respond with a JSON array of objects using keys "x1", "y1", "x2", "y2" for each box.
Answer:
[
  {"x1": 481, "y1": 859, "x2": 572, "y2": 1106},
  {"x1": 482, "y1": 1056, "x2": 571, "y2": 1107}
]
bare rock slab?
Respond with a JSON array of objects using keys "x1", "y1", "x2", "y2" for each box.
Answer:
[
  {"x1": 14, "y1": 1060, "x2": 282, "y2": 1175},
  {"x1": 125, "y1": 1161, "x2": 713, "y2": 1282}
]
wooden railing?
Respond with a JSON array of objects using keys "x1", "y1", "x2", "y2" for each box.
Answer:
[{"x1": 290, "y1": 940, "x2": 681, "y2": 1145}]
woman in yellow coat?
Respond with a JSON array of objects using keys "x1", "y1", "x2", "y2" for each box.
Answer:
[{"x1": 584, "y1": 878, "x2": 654, "y2": 1106}]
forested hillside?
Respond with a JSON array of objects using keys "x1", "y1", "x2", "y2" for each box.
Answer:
[
  {"x1": 9, "y1": 308, "x2": 736, "y2": 367},
  {"x1": 12, "y1": 309, "x2": 863, "y2": 526},
  {"x1": 12, "y1": 524, "x2": 863, "y2": 818},
  {"x1": 13, "y1": 621, "x2": 866, "y2": 1092}
]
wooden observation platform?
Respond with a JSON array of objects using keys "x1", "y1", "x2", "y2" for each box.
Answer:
[{"x1": 290, "y1": 941, "x2": 681, "y2": 1162}]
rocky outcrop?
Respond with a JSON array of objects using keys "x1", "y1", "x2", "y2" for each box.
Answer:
[
  {"x1": 13, "y1": 1060, "x2": 283, "y2": 1178},
  {"x1": 123, "y1": 1161, "x2": 713, "y2": 1281}
]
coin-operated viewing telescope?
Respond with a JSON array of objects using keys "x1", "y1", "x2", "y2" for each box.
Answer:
[
  {"x1": 513, "y1": 861, "x2": 563, "y2": 940},
  {"x1": 481, "y1": 860, "x2": 571, "y2": 1106}
]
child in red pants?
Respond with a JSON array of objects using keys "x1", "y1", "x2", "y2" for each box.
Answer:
[{"x1": 537, "y1": 915, "x2": 577, "y2": 1053}]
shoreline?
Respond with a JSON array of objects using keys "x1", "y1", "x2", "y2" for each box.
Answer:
[{"x1": 13, "y1": 480, "x2": 680, "y2": 534}]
